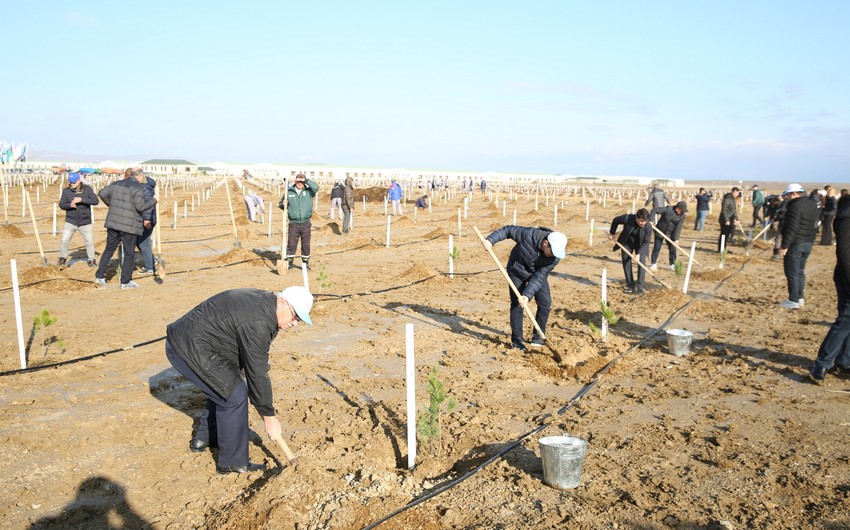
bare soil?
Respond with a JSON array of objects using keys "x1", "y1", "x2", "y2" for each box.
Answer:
[{"x1": 0, "y1": 182, "x2": 848, "y2": 529}]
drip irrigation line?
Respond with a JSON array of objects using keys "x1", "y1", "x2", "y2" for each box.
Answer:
[
  {"x1": 0, "y1": 336, "x2": 165, "y2": 377},
  {"x1": 361, "y1": 252, "x2": 757, "y2": 530}
]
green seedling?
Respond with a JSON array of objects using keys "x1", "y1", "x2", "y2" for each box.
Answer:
[
  {"x1": 32, "y1": 308, "x2": 63, "y2": 357},
  {"x1": 417, "y1": 366, "x2": 456, "y2": 453},
  {"x1": 719, "y1": 249, "x2": 728, "y2": 267},
  {"x1": 674, "y1": 259, "x2": 684, "y2": 280},
  {"x1": 450, "y1": 246, "x2": 460, "y2": 260},
  {"x1": 601, "y1": 301, "x2": 618, "y2": 326},
  {"x1": 317, "y1": 265, "x2": 332, "y2": 290}
]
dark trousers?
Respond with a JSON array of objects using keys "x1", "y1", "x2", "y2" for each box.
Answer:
[
  {"x1": 752, "y1": 206, "x2": 764, "y2": 227},
  {"x1": 96, "y1": 228, "x2": 137, "y2": 285},
  {"x1": 342, "y1": 204, "x2": 352, "y2": 233},
  {"x1": 508, "y1": 274, "x2": 551, "y2": 346},
  {"x1": 718, "y1": 222, "x2": 735, "y2": 251},
  {"x1": 166, "y1": 341, "x2": 249, "y2": 468},
  {"x1": 650, "y1": 234, "x2": 676, "y2": 265},
  {"x1": 821, "y1": 214, "x2": 835, "y2": 245},
  {"x1": 621, "y1": 247, "x2": 647, "y2": 288},
  {"x1": 813, "y1": 281, "x2": 850, "y2": 374},
  {"x1": 286, "y1": 220, "x2": 312, "y2": 260},
  {"x1": 783, "y1": 241, "x2": 812, "y2": 302}
]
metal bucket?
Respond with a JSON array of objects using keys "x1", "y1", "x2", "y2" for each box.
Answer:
[
  {"x1": 539, "y1": 436, "x2": 587, "y2": 489},
  {"x1": 666, "y1": 329, "x2": 693, "y2": 357}
]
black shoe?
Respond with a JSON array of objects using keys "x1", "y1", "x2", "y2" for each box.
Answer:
[
  {"x1": 189, "y1": 438, "x2": 216, "y2": 453},
  {"x1": 832, "y1": 365, "x2": 850, "y2": 378},
  {"x1": 635, "y1": 287, "x2": 645, "y2": 295},
  {"x1": 87, "y1": 259, "x2": 97, "y2": 267},
  {"x1": 510, "y1": 342, "x2": 527, "y2": 352},
  {"x1": 809, "y1": 366, "x2": 826, "y2": 385},
  {"x1": 624, "y1": 285, "x2": 635, "y2": 294},
  {"x1": 216, "y1": 462, "x2": 266, "y2": 475},
  {"x1": 528, "y1": 341, "x2": 545, "y2": 350},
  {"x1": 57, "y1": 257, "x2": 67, "y2": 266}
]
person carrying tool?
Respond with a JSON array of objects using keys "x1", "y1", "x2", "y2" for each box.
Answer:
[
  {"x1": 165, "y1": 286, "x2": 313, "y2": 474},
  {"x1": 483, "y1": 226, "x2": 567, "y2": 351},
  {"x1": 649, "y1": 200, "x2": 688, "y2": 271},
  {"x1": 279, "y1": 173, "x2": 319, "y2": 269},
  {"x1": 718, "y1": 187, "x2": 740, "y2": 252},
  {"x1": 609, "y1": 208, "x2": 653, "y2": 295}
]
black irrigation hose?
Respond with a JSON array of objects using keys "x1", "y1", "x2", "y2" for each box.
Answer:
[{"x1": 361, "y1": 253, "x2": 756, "y2": 530}]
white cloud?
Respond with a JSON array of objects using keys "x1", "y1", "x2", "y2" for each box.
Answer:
[{"x1": 66, "y1": 11, "x2": 98, "y2": 28}]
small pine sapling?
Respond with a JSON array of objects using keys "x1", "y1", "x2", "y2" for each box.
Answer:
[
  {"x1": 32, "y1": 309, "x2": 62, "y2": 357},
  {"x1": 719, "y1": 249, "x2": 727, "y2": 268},
  {"x1": 674, "y1": 259, "x2": 684, "y2": 280},
  {"x1": 416, "y1": 366, "x2": 456, "y2": 454},
  {"x1": 317, "y1": 265, "x2": 332, "y2": 290},
  {"x1": 587, "y1": 321, "x2": 600, "y2": 336},
  {"x1": 601, "y1": 301, "x2": 618, "y2": 325},
  {"x1": 450, "y1": 246, "x2": 460, "y2": 261}
]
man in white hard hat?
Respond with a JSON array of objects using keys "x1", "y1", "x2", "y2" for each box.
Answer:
[
  {"x1": 165, "y1": 286, "x2": 313, "y2": 474},
  {"x1": 484, "y1": 226, "x2": 567, "y2": 351},
  {"x1": 778, "y1": 183, "x2": 818, "y2": 309}
]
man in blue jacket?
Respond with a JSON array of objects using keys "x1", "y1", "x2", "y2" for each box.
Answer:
[
  {"x1": 484, "y1": 226, "x2": 567, "y2": 351},
  {"x1": 609, "y1": 208, "x2": 653, "y2": 295},
  {"x1": 57, "y1": 172, "x2": 99, "y2": 267},
  {"x1": 388, "y1": 180, "x2": 403, "y2": 216},
  {"x1": 166, "y1": 286, "x2": 313, "y2": 474}
]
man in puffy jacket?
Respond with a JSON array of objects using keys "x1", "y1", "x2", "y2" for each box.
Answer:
[
  {"x1": 644, "y1": 185, "x2": 670, "y2": 210},
  {"x1": 57, "y1": 172, "x2": 99, "y2": 267},
  {"x1": 649, "y1": 201, "x2": 688, "y2": 271},
  {"x1": 778, "y1": 183, "x2": 819, "y2": 309},
  {"x1": 94, "y1": 167, "x2": 158, "y2": 289},
  {"x1": 166, "y1": 286, "x2": 313, "y2": 474},
  {"x1": 718, "y1": 187, "x2": 740, "y2": 252},
  {"x1": 609, "y1": 208, "x2": 653, "y2": 295},
  {"x1": 342, "y1": 176, "x2": 355, "y2": 233},
  {"x1": 279, "y1": 173, "x2": 319, "y2": 269},
  {"x1": 810, "y1": 197, "x2": 850, "y2": 383},
  {"x1": 484, "y1": 226, "x2": 567, "y2": 351},
  {"x1": 388, "y1": 180, "x2": 403, "y2": 216}
]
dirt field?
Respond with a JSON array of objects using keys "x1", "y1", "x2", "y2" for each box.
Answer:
[{"x1": 1, "y1": 178, "x2": 848, "y2": 529}]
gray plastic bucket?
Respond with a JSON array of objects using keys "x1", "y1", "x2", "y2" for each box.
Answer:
[
  {"x1": 666, "y1": 329, "x2": 693, "y2": 356},
  {"x1": 539, "y1": 436, "x2": 587, "y2": 489}
]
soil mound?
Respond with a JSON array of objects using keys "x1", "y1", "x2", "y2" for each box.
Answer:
[
  {"x1": 424, "y1": 227, "x2": 448, "y2": 238},
  {"x1": 0, "y1": 224, "x2": 26, "y2": 238},
  {"x1": 209, "y1": 247, "x2": 263, "y2": 266},
  {"x1": 400, "y1": 263, "x2": 439, "y2": 281}
]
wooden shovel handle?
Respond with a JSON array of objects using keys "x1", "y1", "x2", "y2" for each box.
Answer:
[{"x1": 272, "y1": 433, "x2": 298, "y2": 465}]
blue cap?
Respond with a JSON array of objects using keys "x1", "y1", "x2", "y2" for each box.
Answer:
[{"x1": 68, "y1": 172, "x2": 81, "y2": 184}]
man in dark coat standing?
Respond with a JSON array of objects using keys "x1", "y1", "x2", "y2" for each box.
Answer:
[
  {"x1": 649, "y1": 200, "x2": 688, "y2": 271},
  {"x1": 609, "y1": 208, "x2": 652, "y2": 295},
  {"x1": 94, "y1": 167, "x2": 158, "y2": 289},
  {"x1": 718, "y1": 187, "x2": 740, "y2": 252},
  {"x1": 484, "y1": 226, "x2": 567, "y2": 351},
  {"x1": 811, "y1": 196, "x2": 850, "y2": 383},
  {"x1": 778, "y1": 183, "x2": 819, "y2": 309},
  {"x1": 57, "y1": 172, "x2": 99, "y2": 267},
  {"x1": 166, "y1": 286, "x2": 314, "y2": 474}
]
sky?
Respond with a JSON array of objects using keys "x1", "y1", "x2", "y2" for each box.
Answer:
[{"x1": 2, "y1": 1, "x2": 849, "y2": 182}]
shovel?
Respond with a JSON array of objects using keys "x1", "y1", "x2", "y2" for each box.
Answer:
[{"x1": 271, "y1": 433, "x2": 298, "y2": 465}]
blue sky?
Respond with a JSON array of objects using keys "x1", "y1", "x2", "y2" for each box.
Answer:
[{"x1": 2, "y1": 1, "x2": 848, "y2": 181}]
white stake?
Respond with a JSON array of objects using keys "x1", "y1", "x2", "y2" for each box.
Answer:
[
  {"x1": 457, "y1": 208, "x2": 462, "y2": 237},
  {"x1": 183, "y1": 200, "x2": 187, "y2": 219},
  {"x1": 601, "y1": 268, "x2": 608, "y2": 342},
  {"x1": 502, "y1": 201, "x2": 506, "y2": 217},
  {"x1": 719, "y1": 235, "x2": 726, "y2": 269},
  {"x1": 173, "y1": 201, "x2": 177, "y2": 229},
  {"x1": 11, "y1": 259, "x2": 26, "y2": 369},
  {"x1": 363, "y1": 195, "x2": 366, "y2": 211},
  {"x1": 301, "y1": 262, "x2": 309, "y2": 290},
  {"x1": 449, "y1": 234, "x2": 454, "y2": 278},
  {"x1": 589, "y1": 219, "x2": 595, "y2": 246},
  {"x1": 268, "y1": 207, "x2": 272, "y2": 238},
  {"x1": 585, "y1": 201, "x2": 590, "y2": 221},
  {"x1": 405, "y1": 323, "x2": 416, "y2": 470},
  {"x1": 683, "y1": 241, "x2": 696, "y2": 294},
  {"x1": 553, "y1": 205, "x2": 558, "y2": 226},
  {"x1": 513, "y1": 209, "x2": 517, "y2": 225},
  {"x1": 386, "y1": 215, "x2": 391, "y2": 248}
]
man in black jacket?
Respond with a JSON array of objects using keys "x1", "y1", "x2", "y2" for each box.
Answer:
[
  {"x1": 649, "y1": 201, "x2": 688, "y2": 271},
  {"x1": 610, "y1": 208, "x2": 652, "y2": 294},
  {"x1": 94, "y1": 167, "x2": 158, "y2": 289},
  {"x1": 484, "y1": 226, "x2": 567, "y2": 351},
  {"x1": 57, "y1": 172, "x2": 99, "y2": 267},
  {"x1": 811, "y1": 197, "x2": 850, "y2": 383},
  {"x1": 778, "y1": 183, "x2": 819, "y2": 309},
  {"x1": 718, "y1": 187, "x2": 740, "y2": 252},
  {"x1": 166, "y1": 286, "x2": 314, "y2": 474}
]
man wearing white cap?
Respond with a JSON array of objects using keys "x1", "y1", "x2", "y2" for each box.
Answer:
[
  {"x1": 165, "y1": 286, "x2": 313, "y2": 474},
  {"x1": 484, "y1": 226, "x2": 567, "y2": 351},
  {"x1": 778, "y1": 183, "x2": 819, "y2": 309}
]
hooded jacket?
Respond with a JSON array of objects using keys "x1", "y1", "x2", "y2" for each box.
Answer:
[
  {"x1": 59, "y1": 183, "x2": 99, "y2": 227},
  {"x1": 781, "y1": 195, "x2": 819, "y2": 248},
  {"x1": 342, "y1": 177, "x2": 355, "y2": 207},
  {"x1": 485, "y1": 226, "x2": 560, "y2": 299},
  {"x1": 610, "y1": 213, "x2": 652, "y2": 253},
  {"x1": 98, "y1": 177, "x2": 158, "y2": 235},
  {"x1": 388, "y1": 182, "x2": 402, "y2": 201},
  {"x1": 166, "y1": 289, "x2": 280, "y2": 417}
]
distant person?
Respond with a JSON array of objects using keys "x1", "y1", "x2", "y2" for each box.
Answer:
[
  {"x1": 166, "y1": 286, "x2": 313, "y2": 474},
  {"x1": 484, "y1": 226, "x2": 567, "y2": 351},
  {"x1": 649, "y1": 201, "x2": 688, "y2": 271},
  {"x1": 328, "y1": 181, "x2": 344, "y2": 220},
  {"x1": 693, "y1": 188, "x2": 712, "y2": 231},
  {"x1": 136, "y1": 174, "x2": 157, "y2": 274},
  {"x1": 609, "y1": 208, "x2": 652, "y2": 295},
  {"x1": 810, "y1": 196, "x2": 850, "y2": 384},
  {"x1": 821, "y1": 186, "x2": 837, "y2": 246},
  {"x1": 279, "y1": 173, "x2": 318, "y2": 269},
  {"x1": 751, "y1": 184, "x2": 765, "y2": 227},
  {"x1": 415, "y1": 194, "x2": 429, "y2": 209},
  {"x1": 480, "y1": 179, "x2": 487, "y2": 194},
  {"x1": 244, "y1": 191, "x2": 265, "y2": 223},
  {"x1": 342, "y1": 176, "x2": 355, "y2": 234},
  {"x1": 388, "y1": 180, "x2": 403, "y2": 215},
  {"x1": 778, "y1": 183, "x2": 818, "y2": 309},
  {"x1": 57, "y1": 172, "x2": 99, "y2": 267},
  {"x1": 94, "y1": 167, "x2": 158, "y2": 289},
  {"x1": 718, "y1": 187, "x2": 740, "y2": 252},
  {"x1": 645, "y1": 184, "x2": 670, "y2": 210}
]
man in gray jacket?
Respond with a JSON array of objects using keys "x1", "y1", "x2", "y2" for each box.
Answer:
[
  {"x1": 166, "y1": 286, "x2": 313, "y2": 474},
  {"x1": 94, "y1": 167, "x2": 158, "y2": 289}
]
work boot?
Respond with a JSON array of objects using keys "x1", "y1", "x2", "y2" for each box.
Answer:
[
  {"x1": 87, "y1": 259, "x2": 97, "y2": 267},
  {"x1": 302, "y1": 258, "x2": 311, "y2": 271},
  {"x1": 286, "y1": 258, "x2": 295, "y2": 270},
  {"x1": 57, "y1": 257, "x2": 67, "y2": 266}
]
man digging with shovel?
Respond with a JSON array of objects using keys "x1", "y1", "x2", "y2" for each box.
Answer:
[
  {"x1": 482, "y1": 226, "x2": 567, "y2": 351},
  {"x1": 166, "y1": 286, "x2": 313, "y2": 474}
]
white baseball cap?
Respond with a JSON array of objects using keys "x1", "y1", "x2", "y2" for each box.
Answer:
[
  {"x1": 783, "y1": 183, "x2": 805, "y2": 195},
  {"x1": 280, "y1": 286, "x2": 314, "y2": 325},
  {"x1": 547, "y1": 232, "x2": 567, "y2": 259}
]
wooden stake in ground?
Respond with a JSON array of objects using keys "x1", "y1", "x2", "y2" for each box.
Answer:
[
  {"x1": 473, "y1": 226, "x2": 562, "y2": 362},
  {"x1": 223, "y1": 177, "x2": 240, "y2": 248},
  {"x1": 25, "y1": 191, "x2": 48, "y2": 266},
  {"x1": 650, "y1": 224, "x2": 702, "y2": 267},
  {"x1": 613, "y1": 240, "x2": 672, "y2": 289},
  {"x1": 155, "y1": 201, "x2": 166, "y2": 278}
]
